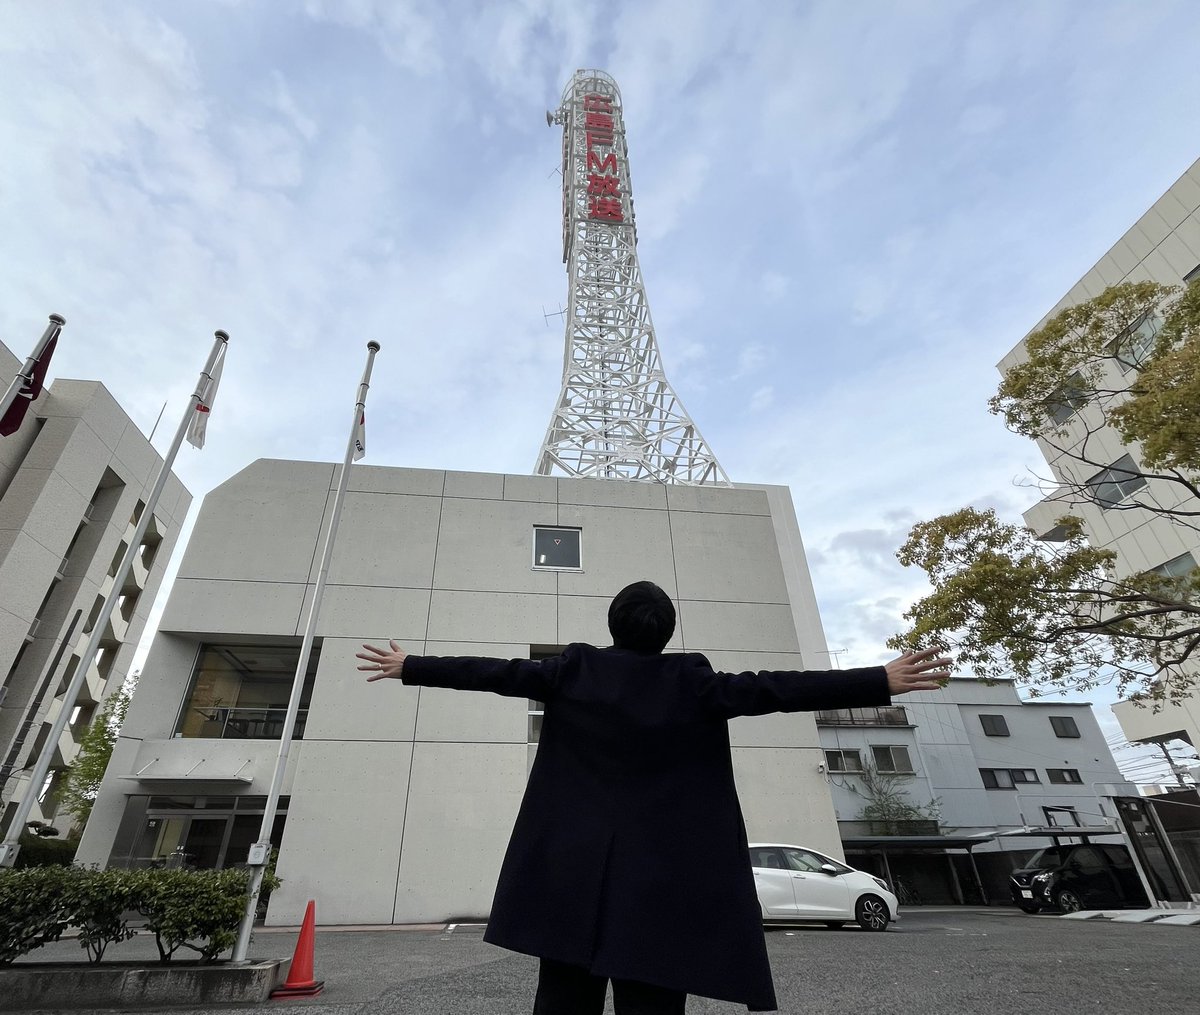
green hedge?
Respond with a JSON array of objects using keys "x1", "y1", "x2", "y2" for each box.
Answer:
[
  {"x1": 0, "y1": 866, "x2": 281, "y2": 966},
  {"x1": 15, "y1": 833, "x2": 77, "y2": 868}
]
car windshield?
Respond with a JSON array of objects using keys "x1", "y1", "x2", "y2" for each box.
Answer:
[{"x1": 1027, "y1": 846, "x2": 1070, "y2": 868}]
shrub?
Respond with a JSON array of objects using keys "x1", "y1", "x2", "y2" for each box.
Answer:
[
  {"x1": 65, "y1": 868, "x2": 138, "y2": 963},
  {"x1": 0, "y1": 866, "x2": 73, "y2": 964},
  {"x1": 14, "y1": 832, "x2": 77, "y2": 868},
  {"x1": 135, "y1": 867, "x2": 281, "y2": 963},
  {"x1": 0, "y1": 865, "x2": 281, "y2": 965}
]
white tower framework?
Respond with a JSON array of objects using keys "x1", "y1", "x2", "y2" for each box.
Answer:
[{"x1": 535, "y1": 70, "x2": 730, "y2": 485}]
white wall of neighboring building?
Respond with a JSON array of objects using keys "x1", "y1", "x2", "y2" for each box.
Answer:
[
  {"x1": 819, "y1": 678, "x2": 1127, "y2": 850},
  {"x1": 0, "y1": 341, "x2": 190, "y2": 836},
  {"x1": 78, "y1": 460, "x2": 841, "y2": 925},
  {"x1": 998, "y1": 156, "x2": 1200, "y2": 754}
]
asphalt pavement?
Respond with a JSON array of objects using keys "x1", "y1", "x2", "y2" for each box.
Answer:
[{"x1": 15, "y1": 908, "x2": 1200, "y2": 1014}]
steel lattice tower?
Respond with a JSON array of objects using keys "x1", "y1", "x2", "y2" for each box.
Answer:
[{"x1": 534, "y1": 70, "x2": 730, "y2": 486}]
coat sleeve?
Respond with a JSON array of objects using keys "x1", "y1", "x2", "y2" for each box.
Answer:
[
  {"x1": 692, "y1": 659, "x2": 891, "y2": 719},
  {"x1": 401, "y1": 646, "x2": 570, "y2": 701}
]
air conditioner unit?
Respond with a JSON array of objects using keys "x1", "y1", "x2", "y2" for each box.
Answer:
[
  {"x1": 82, "y1": 503, "x2": 95, "y2": 523},
  {"x1": 24, "y1": 618, "x2": 41, "y2": 642},
  {"x1": 55, "y1": 555, "x2": 69, "y2": 578}
]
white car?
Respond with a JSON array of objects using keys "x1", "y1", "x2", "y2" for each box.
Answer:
[{"x1": 749, "y1": 842, "x2": 898, "y2": 931}]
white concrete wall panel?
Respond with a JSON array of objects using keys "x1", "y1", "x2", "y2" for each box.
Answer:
[
  {"x1": 322, "y1": 492, "x2": 441, "y2": 588},
  {"x1": 270, "y1": 739, "x2": 413, "y2": 926},
  {"x1": 160, "y1": 578, "x2": 308, "y2": 636},
  {"x1": 669, "y1": 511, "x2": 789, "y2": 604},
  {"x1": 679, "y1": 600, "x2": 800, "y2": 654},
  {"x1": 732, "y1": 747, "x2": 844, "y2": 860},
  {"x1": 304, "y1": 584, "x2": 431, "y2": 641},
  {"x1": 413, "y1": 642, "x2": 533, "y2": 743},
  {"x1": 426, "y1": 589, "x2": 557, "y2": 646},
  {"x1": 432, "y1": 497, "x2": 558, "y2": 593},
  {"x1": 392, "y1": 741, "x2": 529, "y2": 923},
  {"x1": 556, "y1": 503, "x2": 678, "y2": 599},
  {"x1": 559, "y1": 475, "x2": 667, "y2": 510},
  {"x1": 303, "y1": 637, "x2": 419, "y2": 743},
  {"x1": 177, "y1": 461, "x2": 332, "y2": 582}
]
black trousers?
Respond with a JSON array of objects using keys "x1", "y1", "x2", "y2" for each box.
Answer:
[{"x1": 533, "y1": 958, "x2": 687, "y2": 1015}]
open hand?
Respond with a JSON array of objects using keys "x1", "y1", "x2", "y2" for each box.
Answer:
[
  {"x1": 357, "y1": 640, "x2": 407, "y2": 681},
  {"x1": 884, "y1": 646, "x2": 951, "y2": 696}
]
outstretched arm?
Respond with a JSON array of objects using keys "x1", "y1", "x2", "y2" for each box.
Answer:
[
  {"x1": 697, "y1": 646, "x2": 951, "y2": 718},
  {"x1": 358, "y1": 642, "x2": 567, "y2": 700}
]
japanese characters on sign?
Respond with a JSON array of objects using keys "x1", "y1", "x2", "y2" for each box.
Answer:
[{"x1": 582, "y1": 93, "x2": 623, "y2": 223}]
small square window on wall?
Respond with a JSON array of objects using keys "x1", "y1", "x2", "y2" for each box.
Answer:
[
  {"x1": 979, "y1": 714, "x2": 1010, "y2": 737},
  {"x1": 533, "y1": 527, "x2": 582, "y2": 570},
  {"x1": 1047, "y1": 768, "x2": 1083, "y2": 784},
  {"x1": 1049, "y1": 715, "x2": 1080, "y2": 738}
]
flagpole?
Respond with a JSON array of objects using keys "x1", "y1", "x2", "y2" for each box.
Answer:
[
  {"x1": 0, "y1": 314, "x2": 65, "y2": 426},
  {"x1": 0, "y1": 329, "x2": 228, "y2": 869},
  {"x1": 232, "y1": 340, "x2": 381, "y2": 962}
]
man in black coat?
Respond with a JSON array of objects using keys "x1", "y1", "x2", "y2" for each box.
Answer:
[{"x1": 359, "y1": 581, "x2": 950, "y2": 1013}]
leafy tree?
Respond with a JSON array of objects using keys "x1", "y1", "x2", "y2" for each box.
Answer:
[
  {"x1": 849, "y1": 762, "x2": 942, "y2": 830},
  {"x1": 891, "y1": 281, "x2": 1200, "y2": 705},
  {"x1": 55, "y1": 677, "x2": 135, "y2": 827}
]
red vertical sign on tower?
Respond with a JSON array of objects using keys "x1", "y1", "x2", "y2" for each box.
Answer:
[{"x1": 583, "y1": 93, "x2": 623, "y2": 222}]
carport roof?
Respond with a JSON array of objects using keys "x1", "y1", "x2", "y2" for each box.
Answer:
[{"x1": 842, "y1": 835, "x2": 994, "y2": 849}]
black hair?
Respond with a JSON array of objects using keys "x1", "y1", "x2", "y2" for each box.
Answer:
[{"x1": 608, "y1": 581, "x2": 676, "y2": 654}]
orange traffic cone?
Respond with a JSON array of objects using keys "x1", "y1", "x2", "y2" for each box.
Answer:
[{"x1": 270, "y1": 899, "x2": 325, "y2": 999}]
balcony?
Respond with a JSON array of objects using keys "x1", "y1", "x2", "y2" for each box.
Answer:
[{"x1": 816, "y1": 706, "x2": 910, "y2": 727}]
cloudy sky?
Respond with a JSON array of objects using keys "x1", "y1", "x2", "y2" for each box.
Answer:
[{"x1": 3, "y1": 1, "x2": 1198, "y2": 783}]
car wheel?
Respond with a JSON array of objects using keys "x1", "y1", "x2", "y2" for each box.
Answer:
[
  {"x1": 1055, "y1": 889, "x2": 1085, "y2": 914},
  {"x1": 855, "y1": 895, "x2": 890, "y2": 931},
  {"x1": 1017, "y1": 902, "x2": 1041, "y2": 914},
  {"x1": 825, "y1": 922, "x2": 845, "y2": 930}
]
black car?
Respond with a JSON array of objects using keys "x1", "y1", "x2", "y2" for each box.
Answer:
[{"x1": 1009, "y1": 843, "x2": 1148, "y2": 913}]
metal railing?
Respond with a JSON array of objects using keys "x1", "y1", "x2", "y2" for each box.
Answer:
[
  {"x1": 187, "y1": 706, "x2": 308, "y2": 740},
  {"x1": 815, "y1": 706, "x2": 909, "y2": 726}
]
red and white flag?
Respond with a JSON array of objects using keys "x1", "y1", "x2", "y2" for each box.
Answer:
[
  {"x1": 186, "y1": 346, "x2": 225, "y2": 449},
  {"x1": 0, "y1": 334, "x2": 58, "y2": 437},
  {"x1": 352, "y1": 411, "x2": 366, "y2": 461}
]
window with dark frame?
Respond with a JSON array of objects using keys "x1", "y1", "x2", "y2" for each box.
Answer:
[
  {"x1": 1085, "y1": 454, "x2": 1147, "y2": 508},
  {"x1": 1047, "y1": 371, "x2": 1089, "y2": 425},
  {"x1": 1009, "y1": 768, "x2": 1040, "y2": 784},
  {"x1": 979, "y1": 768, "x2": 1015, "y2": 790},
  {"x1": 871, "y1": 745, "x2": 913, "y2": 774},
  {"x1": 824, "y1": 749, "x2": 863, "y2": 773},
  {"x1": 1044, "y1": 805, "x2": 1082, "y2": 828},
  {"x1": 1151, "y1": 551, "x2": 1198, "y2": 579},
  {"x1": 532, "y1": 527, "x2": 582, "y2": 570},
  {"x1": 1109, "y1": 313, "x2": 1162, "y2": 373},
  {"x1": 979, "y1": 714, "x2": 1010, "y2": 737},
  {"x1": 1049, "y1": 715, "x2": 1081, "y2": 738},
  {"x1": 1047, "y1": 768, "x2": 1083, "y2": 784}
]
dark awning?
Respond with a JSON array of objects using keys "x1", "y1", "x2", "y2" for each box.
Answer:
[{"x1": 842, "y1": 835, "x2": 995, "y2": 850}]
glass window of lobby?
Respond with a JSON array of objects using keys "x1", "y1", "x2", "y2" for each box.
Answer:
[{"x1": 175, "y1": 642, "x2": 321, "y2": 740}]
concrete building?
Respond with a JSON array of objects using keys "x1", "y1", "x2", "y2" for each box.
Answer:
[
  {"x1": 818, "y1": 678, "x2": 1128, "y2": 903},
  {"x1": 0, "y1": 338, "x2": 190, "y2": 836},
  {"x1": 996, "y1": 157, "x2": 1200, "y2": 762},
  {"x1": 78, "y1": 459, "x2": 845, "y2": 926}
]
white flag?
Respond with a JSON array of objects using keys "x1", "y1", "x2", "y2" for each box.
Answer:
[
  {"x1": 353, "y1": 411, "x2": 366, "y2": 461},
  {"x1": 186, "y1": 346, "x2": 225, "y2": 449}
]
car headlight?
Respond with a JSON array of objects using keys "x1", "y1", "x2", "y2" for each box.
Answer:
[
  {"x1": 1032, "y1": 872, "x2": 1055, "y2": 884},
  {"x1": 872, "y1": 877, "x2": 890, "y2": 893}
]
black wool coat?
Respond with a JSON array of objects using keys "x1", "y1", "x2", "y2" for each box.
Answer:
[{"x1": 402, "y1": 644, "x2": 890, "y2": 1011}]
